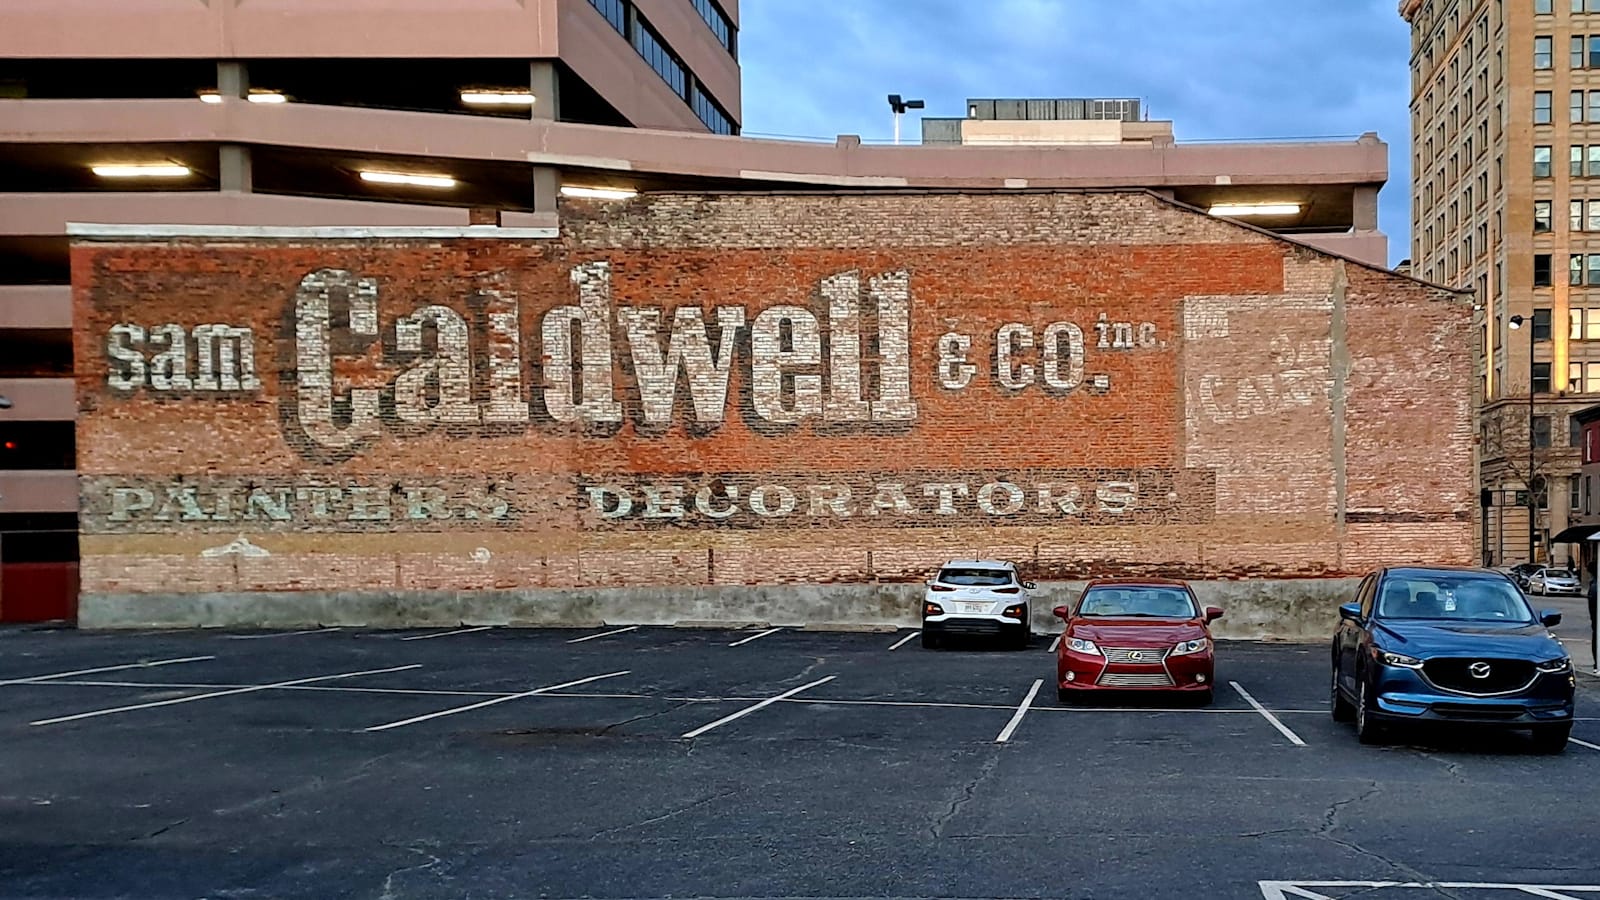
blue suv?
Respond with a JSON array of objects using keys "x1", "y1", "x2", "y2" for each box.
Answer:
[{"x1": 1331, "y1": 566, "x2": 1576, "y2": 752}]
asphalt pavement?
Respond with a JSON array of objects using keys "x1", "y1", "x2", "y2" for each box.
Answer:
[{"x1": 1, "y1": 624, "x2": 1598, "y2": 900}]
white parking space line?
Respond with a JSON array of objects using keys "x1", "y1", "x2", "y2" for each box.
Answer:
[
  {"x1": 729, "y1": 627, "x2": 782, "y2": 647},
  {"x1": 1260, "y1": 882, "x2": 1600, "y2": 899},
  {"x1": 1569, "y1": 736, "x2": 1600, "y2": 751},
  {"x1": 995, "y1": 678, "x2": 1043, "y2": 743},
  {"x1": 682, "y1": 675, "x2": 835, "y2": 738},
  {"x1": 400, "y1": 626, "x2": 492, "y2": 641},
  {"x1": 0, "y1": 656, "x2": 214, "y2": 687},
  {"x1": 1230, "y1": 681, "x2": 1307, "y2": 747},
  {"x1": 888, "y1": 632, "x2": 919, "y2": 651},
  {"x1": 30, "y1": 664, "x2": 420, "y2": 727},
  {"x1": 1048, "y1": 634, "x2": 1063, "y2": 653},
  {"x1": 364, "y1": 670, "x2": 631, "y2": 732},
  {"x1": 225, "y1": 628, "x2": 342, "y2": 640},
  {"x1": 566, "y1": 626, "x2": 639, "y2": 644}
]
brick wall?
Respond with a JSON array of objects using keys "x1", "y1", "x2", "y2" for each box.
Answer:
[{"x1": 71, "y1": 191, "x2": 1474, "y2": 611}]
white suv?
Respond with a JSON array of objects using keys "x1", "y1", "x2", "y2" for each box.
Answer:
[{"x1": 921, "y1": 560, "x2": 1034, "y2": 649}]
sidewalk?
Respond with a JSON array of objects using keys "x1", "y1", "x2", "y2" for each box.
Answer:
[{"x1": 1532, "y1": 592, "x2": 1600, "y2": 673}]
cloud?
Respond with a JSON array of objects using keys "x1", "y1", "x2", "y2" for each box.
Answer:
[{"x1": 740, "y1": 0, "x2": 1413, "y2": 265}]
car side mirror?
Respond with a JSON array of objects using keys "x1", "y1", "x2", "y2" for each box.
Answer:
[
  {"x1": 1052, "y1": 605, "x2": 1071, "y2": 621},
  {"x1": 1540, "y1": 609, "x2": 1563, "y2": 627},
  {"x1": 1338, "y1": 602, "x2": 1362, "y2": 622},
  {"x1": 1204, "y1": 607, "x2": 1224, "y2": 623}
]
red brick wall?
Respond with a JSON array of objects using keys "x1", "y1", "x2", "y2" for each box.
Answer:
[{"x1": 71, "y1": 192, "x2": 1474, "y2": 602}]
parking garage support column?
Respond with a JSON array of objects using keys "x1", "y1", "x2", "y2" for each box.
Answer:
[
  {"x1": 531, "y1": 60, "x2": 559, "y2": 121},
  {"x1": 533, "y1": 166, "x2": 560, "y2": 215},
  {"x1": 1355, "y1": 186, "x2": 1379, "y2": 232},
  {"x1": 216, "y1": 62, "x2": 253, "y2": 194}
]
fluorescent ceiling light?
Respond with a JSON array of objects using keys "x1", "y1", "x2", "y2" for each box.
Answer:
[
  {"x1": 91, "y1": 164, "x2": 193, "y2": 178},
  {"x1": 560, "y1": 185, "x2": 638, "y2": 200},
  {"x1": 461, "y1": 89, "x2": 535, "y2": 107},
  {"x1": 360, "y1": 171, "x2": 458, "y2": 189},
  {"x1": 198, "y1": 90, "x2": 287, "y2": 104},
  {"x1": 1208, "y1": 203, "x2": 1302, "y2": 217}
]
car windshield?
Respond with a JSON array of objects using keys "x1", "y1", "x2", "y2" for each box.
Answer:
[
  {"x1": 1375, "y1": 573, "x2": 1535, "y2": 622},
  {"x1": 1076, "y1": 586, "x2": 1198, "y2": 618},
  {"x1": 938, "y1": 568, "x2": 1013, "y2": 586},
  {"x1": 1544, "y1": 569, "x2": 1574, "y2": 579}
]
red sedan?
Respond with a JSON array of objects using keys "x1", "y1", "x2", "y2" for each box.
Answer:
[{"x1": 1054, "y1": 578, "x2": 1223, "y2": 705}]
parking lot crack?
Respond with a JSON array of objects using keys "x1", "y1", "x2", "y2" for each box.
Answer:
[
  {"x1": 586, "y1": 788, "x2": 743, "y2": 841},
  {"x1": 595, "y1": 700, "x2": 694, "y2": 735},
  {"x1": 134, "y1": 818, "x2": 188, "y2": 841},
  {"x1": 378, "y1": 845, "x2": 444, "y2": 900},
  {"x1": 929, "y1": 752, "x2": 1001, "y2": 840},
  {"x1": 1311, "y1": 782, "x2": 1461, "y2": 899}
]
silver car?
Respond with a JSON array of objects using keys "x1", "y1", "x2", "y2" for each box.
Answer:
[{"x1": 1528, "y1": 566, "x2": 1581, "y2": 596}]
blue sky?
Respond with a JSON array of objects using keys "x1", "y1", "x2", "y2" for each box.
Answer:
[{"x1": 738, "y1": 0, "x2": 1414, "y2": 266}]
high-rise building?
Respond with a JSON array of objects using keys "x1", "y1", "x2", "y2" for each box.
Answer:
[{"x1": 1403, "y1": 0, "x2": 1600, "y2": 565}]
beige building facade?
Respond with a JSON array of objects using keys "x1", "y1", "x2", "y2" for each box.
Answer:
[{"x1": 1404, "y1": 0, "x2": 1600, "y2": 565}]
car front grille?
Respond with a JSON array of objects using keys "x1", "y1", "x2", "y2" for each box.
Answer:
[
  {"x1": 1102, "y1": 647, "x2": 1169, "y2": 665},
  {"x1": 1422, "y1": 658, "x2": 1536, "y2": 695},
  {"x1": 1431, "y1": 702, "x2": 1527, "y2": 720},
  {"x1": 938, "y1": 620, "x2": 1003, "y2": 635},
  {"x1": 1097, "y1": 672, "x2": 1176, "y2": 687}
]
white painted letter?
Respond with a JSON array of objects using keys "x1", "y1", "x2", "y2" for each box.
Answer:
[
  {"x1": 107, "y1": 324, "x2": 147, "y2": 392},
  {"x1": 618, "y1": 305, "x2": 744, "y2": 426},
  {"x1": 543, "y1": 262, "x2": 623, "y2": 424},
  {"x1": 751, "y1": 306, "x2": 822, "y2": 424},
  {"x1": 395, "y1": 305, "x2": 479, "y2": 425},
  {"x1": 1041, "y1": 322, "x2": 1084, "y2": 392},
  {"x1": 294, "y1": 269, "x2": 380, "y2": 451},
  {"x1": 869, "y1": 271, "x2": 918, "y2": 422},
  {"x1": 996, "y1": 323, "x2": 1034, "y2": 391}
]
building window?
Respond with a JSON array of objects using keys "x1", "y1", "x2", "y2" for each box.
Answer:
[
  {"x1": 1587, "y1": 475, "x2": 1594, "y2": 513},
  {"x1": 1537, "y1": 200, "x2": 1553, "y2": 232},
  {"x1": 1541, "y1": 0, "x2": 1553, "y2": 12},
  {"x1": 585, "y1": 0, "x2": 626, "y2": 34},
  {"x1": 1572, "y1": 475, "x2": 1583, "y2": 512},
  {"x1": 1536, "y1": 253, "x2": 1553, "y2": 286},
  {"x1": 1591, "y1": 427, "x2": 1600, "y2": 463},
  {"x1": 1575, "y1": 146, "x2": 1585, "y2": 176},
  {"x1": 1588, "y1": 145, "x2": 1600, "y2": 175},
  {"x1": 690, "y1": 0, "x2": 737, "y2": 57},
  {"x1": 1572, "y1": 361, "x2": 1600, "y2": 392},
  {"x1": 1574, "y1": 416, "x2": 1587, "y2": 448},
  {"x1": 1574, "y1": 90, "x2": 1586, "y2": 122},
  {"x1": 1536, "y1": 145, "x2": 1553, "y2": 177},
  {"x1": 1576, "y1": 34, "x2": 1587, "y2": 68},
  {"x1": 1591, "y1": 34, "x2": 1600, "y2": 66},
  {"x1": 1574, "y1": 308, "x2": 1600, "y2": 339},
  {"x1": 1588, "y1": 199, "x2": 1600, "y2": 230},
  {"x1": 1588, "y1": 254, "x2": 1600, "y2": 285},
  {"x1": 1534, "y1": 414, "x2": 1553, "y2": 446},
  {"x1": 1573, "y1": 199, "x2": 1585, "y2": 231},
  {"x1": 1535, "y1": 308, "x2": 1554, "y2": 340},
  {"x1": 1588, "y1": 92, "x2": 1600, "y2": 123},
  {"x1": 1537, "y1": 36, "x2": 1554, "y2": 68},
  {"x1": 1537, "y1": 91, "x2": 1553, "y2": 123},
  {"x1": 632, "y1": 16, "x2": 688, "y2": 99},
  {"x1": 691, "y1": 84, "x2": 735, "y2": 135}
]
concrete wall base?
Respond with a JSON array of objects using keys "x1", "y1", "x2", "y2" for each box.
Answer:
[{"x1": 79, "y1": 578, "x2": 1359, "y2": 642}]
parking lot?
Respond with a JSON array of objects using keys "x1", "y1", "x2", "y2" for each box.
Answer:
[{"x1": 2, "y1": 625, "x2": 1599, "y2": 900}]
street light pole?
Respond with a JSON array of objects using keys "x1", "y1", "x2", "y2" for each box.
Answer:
[
  {"x1": 886, "y1": 94, "x2": 924, "y2": 145},
  {"x1": 1510, "y1": 315, "x2": 1537, "y2": 563}
]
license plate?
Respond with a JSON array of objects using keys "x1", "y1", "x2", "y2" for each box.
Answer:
[{"x1": 961, "y1": 602, "x2": 992, "y2": 614}]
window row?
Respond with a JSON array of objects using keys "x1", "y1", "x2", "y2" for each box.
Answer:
[
  {"x1": 690, "y1": 0, "x2": 737, "y2": 57},
  {"x1": 1544, "y1": 0, "x2": 1600, "y2": 13},
  {"x1": 1531, "y1": 144, "x2": 1600, "y2": 177},
  {"x1": 1521, "y1": 306, "x2": 1600, "y2": 341},
  {"x1": 584, "y1": 0, "x2": 737, "y2": 135},
  {"x1": 1532, "y1": 199, "x2": 1600, "y2": 231}
]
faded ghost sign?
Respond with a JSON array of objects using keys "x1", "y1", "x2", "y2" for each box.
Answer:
[{"x1": 93, "y1": 258, "x2": 1209, "y2": 533}]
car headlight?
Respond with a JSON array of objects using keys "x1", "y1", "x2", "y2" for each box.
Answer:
[
  {"x1": 1537, "y1": 657, "x2": 1573, "y2": 674},
  {"x1": 1380, "y1": 651, "x2": 1424, "y2": 669},
  {"x1": 1171, "y1": 638, "x2": 1210, "y2": 656},
  {"x1": 1066, "y1": 637, "x2": 1101, "y2": 656}
]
